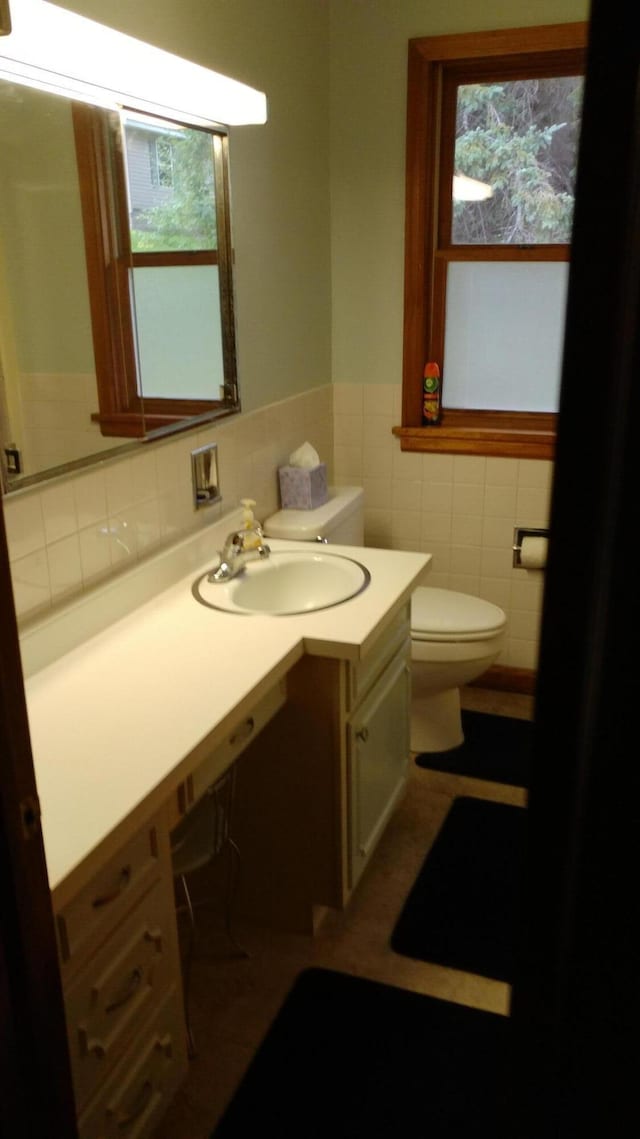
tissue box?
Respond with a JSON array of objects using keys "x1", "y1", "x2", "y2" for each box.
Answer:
[{"x1": 278, "y1": 463, "x2": 328, "y2": 509}]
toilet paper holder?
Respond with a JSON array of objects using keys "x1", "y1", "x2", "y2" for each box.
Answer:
[{"x1": 512, "y1": 526, "x2": 548, "y2": 568}]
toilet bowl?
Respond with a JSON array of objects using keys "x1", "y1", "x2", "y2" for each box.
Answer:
[
  {"x1": 410, "y1": 587, "x2": 506, "y2": 753},
  {"x1": 264, "y1": 487, "x2": 507, "y2": 754}
]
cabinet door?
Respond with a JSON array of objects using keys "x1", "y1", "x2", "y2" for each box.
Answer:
[{"x1": 348, "y1": 644, "x2": 410, "y2": 890}]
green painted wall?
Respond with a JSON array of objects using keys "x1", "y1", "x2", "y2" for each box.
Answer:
[
  {"x1": 329, "y1": 0, "x2": 590, "y2": 386},
  {"x1": 0, "y1": 86, "x2": 94, "y2": 373}
]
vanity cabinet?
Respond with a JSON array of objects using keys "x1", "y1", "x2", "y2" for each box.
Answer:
[
  {"x1": 76, "y1": 990, "x2": 185, "y2": 1139},
  {"x1": 231, "y1": 603, "x2": 412, "y2": 929},
  {"x1": 27, "y1": 524, "x2": 428, "y2": 1136},
  {"x1": 55, "y1": 809, "x2": 188, "y2": 1139},
  {"x1": 347, "y1": 639, "x2": 410, "y2": 891},
  {"x1": 52, "y1": 679, "x2": 287, "y2": 1138}
]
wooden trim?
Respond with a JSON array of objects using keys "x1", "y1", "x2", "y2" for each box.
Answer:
[
  {"x1": 443, "y1": 408, "x2": 555, "y2": 431},
  {"x1": 409, "y1": 23, "x2": 588, "y2": 63},
  {"x1": 72, "y1": 104, "x2": 139, "y2": 425},
  {"x1": 0, "y1": 0, "x2": 12, "y2": 35},
  {"x1": 91, "y1": 401, "x2": 237, "y2": 438},
  {"x1": 73, "y1": 104, "x2": 238, "y2": 438},
  {"x1": 469, "y1": 664, "x2": 537, "y2": 695},
  {"x1": 131, "y1": 250, "x2": 218, "y2": 268},
  {"x1": 402, "y1": 23, "x2": 587, "y2": 440},
  {"x1": 436, "y1": 245, "x2": 571, "y2": 262},
  {"x1": 402, "y1": 45, "x2": 440, "y2": 429},
  {"x1": 393, "y1": 409, "x2": 556, "y2": 459},
  {"x1": 212, "y1": 132, "x2": 239, "y2": 404}
]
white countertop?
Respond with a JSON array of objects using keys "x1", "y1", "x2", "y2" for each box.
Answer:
[{"x1": 22, "y1": 517, "x2": 429, "y2": 905}]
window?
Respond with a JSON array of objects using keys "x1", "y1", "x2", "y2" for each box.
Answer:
[
  {"x1": 396, "y1": 24, "x2": 587, "y2": 458},
  {"x1": 149, "y1": 135, "x2": 175, "y2": 188},
  {"x1": 72, "y1": 104, "x2": 238, "y2": 438}
]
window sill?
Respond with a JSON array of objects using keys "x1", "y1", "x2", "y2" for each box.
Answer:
[{"x1": 393, "y1": 410, "x2": 556, "y2": 460}]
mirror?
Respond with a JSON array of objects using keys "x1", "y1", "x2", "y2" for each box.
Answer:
[{"x1": 0, "y1": 80, "x2": 239, "y2": 494}]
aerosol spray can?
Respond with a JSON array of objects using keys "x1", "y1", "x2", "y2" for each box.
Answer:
[{"x1": 422, "y1": 362, "x2": 441, "y2": 425}]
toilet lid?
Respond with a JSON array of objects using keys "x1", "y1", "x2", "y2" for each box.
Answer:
[{"x1": 411, "y1": 587, "x2": 506, "y2": 642}]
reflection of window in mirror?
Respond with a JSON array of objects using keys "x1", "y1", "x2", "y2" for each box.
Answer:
[{"x1": 72, "y1": 105, "x2": 239, "y2": 438}]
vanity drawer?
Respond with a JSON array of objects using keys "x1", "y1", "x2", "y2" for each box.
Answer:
[
  {"x1": 56, "y1": 822, "x2": 162, "y2": 967},
  {"x1": 177, "y1": 678, "x2": 286, "y2": 815},
  {"x1": 78, "y1": 987, "x2": 187, "y2": 1139},
  {"x1": 347, "y1": 603, "x2": 411, "y2": 711},
  {"x1": 65, "y1": 878, "x2": 174, "y2": 1112}
]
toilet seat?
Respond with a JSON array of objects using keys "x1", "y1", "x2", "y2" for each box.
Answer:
[{"x1": 411, "y1": 587, "x2": 506, "y2": 643}]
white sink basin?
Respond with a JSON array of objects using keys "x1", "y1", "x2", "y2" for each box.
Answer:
[{"x1": 193, "y1": 550, "x2": 370, "y2": 615}]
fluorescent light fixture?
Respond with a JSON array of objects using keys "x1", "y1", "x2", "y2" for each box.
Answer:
[
  {"x1": 1, "y1": 0, "x2": 12, "y2": 37},
  {"x1": 0, "y1": 0, "x2": 267, "y2": 126},
  {"x1": 453, "y1": 173, "x2": 493, "y2": 202}
]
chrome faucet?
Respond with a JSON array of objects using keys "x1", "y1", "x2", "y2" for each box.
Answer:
[{"x1": 207, "y1": 499, "x2": 270, "y2": 583}]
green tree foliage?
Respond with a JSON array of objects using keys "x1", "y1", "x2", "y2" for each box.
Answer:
[
  {"x1": 453, "y1": 76, "x2": 583, "y2": 244},
  {"x1": 130, "y1": 127, "x2": 217, "y2": 253}
]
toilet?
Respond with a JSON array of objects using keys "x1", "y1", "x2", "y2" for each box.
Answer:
[{"x1": 263, "y1": 486, "x2": 506, "y2": 754}]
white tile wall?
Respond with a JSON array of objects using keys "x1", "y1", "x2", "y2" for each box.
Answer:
[
  {"x1": 3, "y1": 379, "x2": 550, "y2": 674},
  {"x1": 20, "y1": 372, "x2": 114, "y2": 475},
  {"x1": 3, "y1": 386, "x2": 333, "y2": 624},
  {"x1": 333, "y1": 382, "x2": 553, "y2": 671}
]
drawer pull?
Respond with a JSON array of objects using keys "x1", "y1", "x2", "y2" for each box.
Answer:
[
  {"x1": 144, "y1": 926, "x2": 163, "y2": 950},
  {"x1": 115, "y1": 1078, "x2": 154, "y2": 1130},
  {"x1": 229, "y1": 716, "x2": 254, "y2": 747},
  {"x1": 355, "y1": 727, "x2": 369, "y2": 743},
  {"x1": 104, "y1": 966, "x2": 143, "y2": 1014},
  {"x1": 85, "y1": 1036, "x2": 107, "y2": 1060},
  {"x1": 92, "y1": 865, "x2": 131, "y2": 909}
]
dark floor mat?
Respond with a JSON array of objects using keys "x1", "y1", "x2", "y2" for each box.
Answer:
[
  {"x1": 391, "y1": 796, "x2": 526, "y2": 982},
  {"x1": 211, "y1": 967, "x2": 513, "y2": 1138},
  {"x1": 415, "y1": 709, "x2": 533, "y2": 787}
]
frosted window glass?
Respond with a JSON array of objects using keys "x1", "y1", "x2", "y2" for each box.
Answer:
[
  {"x1": 442, "y1": 262, "x2": 569, "y2": 412},
  {"x1": 131, "y1": 265, "x2": 223, "y2": 399}
]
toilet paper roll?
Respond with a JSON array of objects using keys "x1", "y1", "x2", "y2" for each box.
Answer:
[{"x1": 520, "y1": 535, "x2": 548, "y2": 570}]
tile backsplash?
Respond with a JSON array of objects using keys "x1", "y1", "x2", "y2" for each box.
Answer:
[
  {"x1": 3, "y1": 380, "x2": 550, "y2": 672},
  {"x1": 4, "y1": 385, "x2": 333, "y2": 624},
  {"x1": 19, "y1": 371, "x2": 114, "y2": 475},
  {"x1": 333, "y1": 383, "x2": 552, "y2": 672}
]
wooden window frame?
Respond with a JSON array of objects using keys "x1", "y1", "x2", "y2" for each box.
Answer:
[
  {"x1": 394, "y1": 23, "x2": 588, "y2": 459},
  {"x1": 72, "y1": 104, "x2": 238, "y2": 438}
]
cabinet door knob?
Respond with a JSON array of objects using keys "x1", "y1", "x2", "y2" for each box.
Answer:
[
  {"x1": 355, "y1": 727, "x2": 369, "y2": 743},
  {"x1": 144, "y1": 926, "x2": 163, "y2": 950},
  {"x1": 84, "y1": 1036, "x2": 107, "y2": 1059}
]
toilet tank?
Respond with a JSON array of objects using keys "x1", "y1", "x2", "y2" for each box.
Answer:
[{"x1": 263, "y1": 486, "x2": 364, "y2": 545}]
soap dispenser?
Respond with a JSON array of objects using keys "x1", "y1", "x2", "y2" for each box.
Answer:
[{"x1": 240, "y1": 498, "x2": 264, "y2": 550}]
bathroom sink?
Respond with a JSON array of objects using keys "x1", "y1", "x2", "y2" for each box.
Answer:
[{"x1": 193, "y1": 550, "x2": 370, "y2": 615}]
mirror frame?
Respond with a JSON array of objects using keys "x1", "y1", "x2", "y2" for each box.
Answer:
[{"x1": 1, "y1": 95, "x2": 241, "y2": 496}]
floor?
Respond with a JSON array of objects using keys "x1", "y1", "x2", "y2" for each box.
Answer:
[{"x1": 152, "y1": 687, "x2": 533, "y2": 1139}]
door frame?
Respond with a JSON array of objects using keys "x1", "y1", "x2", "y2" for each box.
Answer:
[
  {"x1": 0, "y1": 502, "x2": 78, "y2": 1136},
  {"x1": 510, "y1": 0, "x2": 640, "y2": 1130}
]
